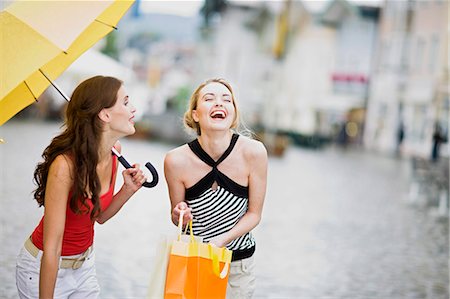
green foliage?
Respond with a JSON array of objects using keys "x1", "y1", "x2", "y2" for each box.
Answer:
[
  {"x1": 167, "y1": 85, "x2": 191, "y2": 114},
  {"x1": 200, "y1": 0, "x2": 227, "y2": 27},
  {"x1": 101, "y1": 31, "x2": 119, "y2": 59}
]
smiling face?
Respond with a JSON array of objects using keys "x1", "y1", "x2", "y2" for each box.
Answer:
[
  {"x1": 192, "y1": 82, "x2": 236, "y2": 134},
  {"x1": 102, "y1": 85, "x2": 136, "y2": 137}
]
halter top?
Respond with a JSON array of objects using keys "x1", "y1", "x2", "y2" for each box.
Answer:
[{"x1": 185, "y1": 134, "x2": 255, "y2": 261}]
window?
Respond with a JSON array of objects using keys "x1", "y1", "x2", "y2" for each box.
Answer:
[
  {"x1": 429, "y1": 35, "x2": 439, "y2": 72},
  {"x1": 382, "y1": 40, "x2": 391, "y2": 70},
  {"x1": 415, "y1": 37, "x2": 425, "y2": 71}
]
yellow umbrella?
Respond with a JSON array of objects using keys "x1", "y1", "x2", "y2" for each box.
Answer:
[
  {"x1": 0, "y1": 0, "x2": 159, "y2": 187},
  {"x1": 0, "y1": 0, "x2": 134, "y2": 126}
]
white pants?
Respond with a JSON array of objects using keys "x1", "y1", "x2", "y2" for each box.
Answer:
[
  {"x1": 226, "y1": 255, "x2": 256, "y2": 299},
  {"x1": 16, "y1": 245, "x2": 100, "y2": 299}
]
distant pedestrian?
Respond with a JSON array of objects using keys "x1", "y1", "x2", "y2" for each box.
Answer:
[
  {"x1": 431, "y1": 123, "x2": 447, "y2": 162},
  {"x1": 164, "y1": 78, "x2": 268, "y2": 298},
  {"x1": 396, "y1": 121, "x2": 405, "y2": 155},
  {"x1": 336, "y1": 121, "x2": 349, "y2": 147},
  {"x1": 16, "y1": 76, "x2": 147, "y2": 299}
]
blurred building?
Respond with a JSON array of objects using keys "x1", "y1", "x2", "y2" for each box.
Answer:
[
  {"x1": 319, "y1": 0, "x2": 379, "y2": 143},
  {"x1": 364, "y1": 0, "x2": 449, "y2": 157},
  {"x1": 270, "y1": 0, "x2": 336, "y2": 137},
  {"x1": 193, "y1": 1, "x2": 280, "y2": 127},
  {"x1": 198, "y1": 0, "x2": 380, "y2": 147}
]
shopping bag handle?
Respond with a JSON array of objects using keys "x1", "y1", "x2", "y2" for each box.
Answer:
[
  {"x1": 209, "y1": 244, "x2": 230, "y2": 279},
  {"x1": 178, "y1": 211, "x2": 230, "y2": 279},
  {"x1": 178, "y1": 210, "x2": 194, "y2": 242}
]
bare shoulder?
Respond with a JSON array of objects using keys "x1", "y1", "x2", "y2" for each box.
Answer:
[
  {"x1": 239, "y1": 135, "x2": 268, "y2": 161},
  {"x1": 50, "y1": 154, "x2": 74, "y2": 180},
  {"x1": 164, "y1": 144, "x2": 191, "y2": 170}
]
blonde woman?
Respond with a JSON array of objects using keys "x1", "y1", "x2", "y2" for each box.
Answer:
[{"x1": 164, "y1": 78, "x2": 268, "y2": 298}]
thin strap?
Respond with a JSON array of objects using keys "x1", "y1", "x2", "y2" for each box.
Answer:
[
  {"x1": 188, "y1": 139, "x2": 215, "y2": 166},
  {"x1": 108, "y1": 154, "x2": 118, "y2": 192},
  {"x1": 216, "y1": 134, "x2": 239, "y2": 165},
  {"x1": 188, "y1": 134, "x2": 239, "y2": 167},
  {"x1": 111, "y1": 154, "x2": 117, "y2": 183}
]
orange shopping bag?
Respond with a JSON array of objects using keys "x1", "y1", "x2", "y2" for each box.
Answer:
[{"x1": 164, "y1": 211, "x2": 232, "y2": 299}]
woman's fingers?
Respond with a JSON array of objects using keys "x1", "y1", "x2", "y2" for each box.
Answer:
[
  {"x1": 123, "y1": 164, "x2": 147, "y2": 189},
  {"x1": 177, "y1": 202, "x2": 188, "y2": 210},
  {"x1": 173, "y1": 202, "x2": 193, "y2": 225}
]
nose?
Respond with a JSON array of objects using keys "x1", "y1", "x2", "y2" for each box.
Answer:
[{"x1": 130, "y1": 103, "x2": 136, "y2": 113}]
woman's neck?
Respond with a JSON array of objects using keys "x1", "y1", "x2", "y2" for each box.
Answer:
[
  {"x1": 98, "y1": 136, "x2": 117, "y2": 163},
  {"x1": 197, "y1": 131, "x2": 233, "y2": 161}
]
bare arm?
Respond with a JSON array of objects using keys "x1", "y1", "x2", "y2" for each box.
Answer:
[
  {"x1": 96, "y1": 142, "x2": 146, "y2": 224},
  {"x1": 164, "y1": 149, "x2": 192, "y2": 226},
  {"x1": 210, "y1": 140, "x2": 268, "y2": 247},
  {"x1": 40, "y1": 155, "x2": 73, "y2": 299}
]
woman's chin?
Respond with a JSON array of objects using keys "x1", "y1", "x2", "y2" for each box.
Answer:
[{"x1": 121, "y1": 126, "x2": 136, "y2": 137}]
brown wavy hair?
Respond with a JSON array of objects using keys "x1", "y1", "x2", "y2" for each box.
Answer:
[
  {"x1": 184, "y1": 78, "x2": 240, "y2": 136},
  {"x1": 33, "y1": 76, "x2": 122, "y2": 220}
]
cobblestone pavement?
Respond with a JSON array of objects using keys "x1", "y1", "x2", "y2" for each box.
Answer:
[{"x1": 0, "y1": 121, "x2": 448, "y2": 299}]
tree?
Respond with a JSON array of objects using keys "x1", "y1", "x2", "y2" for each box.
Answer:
[
  {"x1": 101, "y1": 31, "x2": 119, "y2": 59},
  {"x1": 200, "y1": 0, "x2": 227, "y2": 27}
]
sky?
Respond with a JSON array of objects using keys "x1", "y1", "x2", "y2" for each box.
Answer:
[
  {"x1": 139, "y1": 0, "x2": 204, "y2": 17},
  {"x1": 0, "y1": 0, "x2": 384, "y2": 16},
  {"x1": 139, "y1": 0, "x2": 384, "y2": 17}
]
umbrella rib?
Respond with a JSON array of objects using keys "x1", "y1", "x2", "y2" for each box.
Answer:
[
  {"x1": 95, "y1": 19, "x2": 118, "y2": 30},
  {"x1": 39, "y1": 69, "x2": 71, "y2": 102},
  {"x1": 23, "y1": 81, "x2": 38, "y2": 102}
]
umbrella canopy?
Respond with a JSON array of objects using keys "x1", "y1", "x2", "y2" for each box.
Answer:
[
  {"x1": 65, "y1": 48, "x2": 135, "y2": 80},
  {"x1": 0, "y1": 0, "x2": 134, "y2": 126}
]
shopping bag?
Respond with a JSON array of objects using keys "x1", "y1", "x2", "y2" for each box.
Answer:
[
  {"x1": 147, "y1": 234, "x2": 173, "y2": 299},
  {"x1": 164, "y1": 211, "x2": 233, "y2": 299}
]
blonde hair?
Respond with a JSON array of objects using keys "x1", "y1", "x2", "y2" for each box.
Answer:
[{"x1": 184, "y1": 78, "x2": 240, "y2": 136}]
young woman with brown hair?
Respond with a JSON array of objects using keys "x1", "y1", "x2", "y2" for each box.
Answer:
[{"x1": 16, "y1": 76, "x2": 147, "y2": 299}]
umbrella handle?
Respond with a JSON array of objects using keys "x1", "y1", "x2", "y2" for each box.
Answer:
[{"x1": 111, "y1": 148, "x2": 159, "y2": 188}]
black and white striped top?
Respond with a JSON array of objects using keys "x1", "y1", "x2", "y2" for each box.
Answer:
[{"x1": 185, "y1": 134, "x2": 255, "y2": 261}]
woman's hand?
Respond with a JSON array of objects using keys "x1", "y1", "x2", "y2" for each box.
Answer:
[
  {"x1": 122, "y1": 163, "x2": 146, "y2": 194},
  {"x1": 172, "y1": 201, "x2": 193, "y2": 226},
  {"x1": 209, "y1": 234, "x2": 229, "y2": 248}
]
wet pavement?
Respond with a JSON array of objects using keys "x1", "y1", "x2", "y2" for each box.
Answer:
[{"x1": 0, "y1": 120, "x2": 448, "y2": 299}]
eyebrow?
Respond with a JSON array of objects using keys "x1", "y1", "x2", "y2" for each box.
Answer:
[{"x1": 201, "y1": 93, "x2": 231, "y2": 99}]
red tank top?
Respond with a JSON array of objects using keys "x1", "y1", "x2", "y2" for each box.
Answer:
[{"x1": 31, "y1": 155, "x2": 117, "y2": 256}]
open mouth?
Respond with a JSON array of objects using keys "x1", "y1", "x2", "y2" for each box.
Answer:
[{"x1": 210, "y1": 110, "x2": 226, "y2": 119}]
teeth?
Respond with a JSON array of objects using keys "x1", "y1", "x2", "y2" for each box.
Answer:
[{"x1": 211, "y1": 111, "x2": 225, "y2": 118}]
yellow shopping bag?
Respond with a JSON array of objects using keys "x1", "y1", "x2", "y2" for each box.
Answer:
[
  {"x1": 164, "y1": 212, "x2": 232, "y2": 299},
  {"x1": 147, "y1": 234, "x2": 173, "y2": 299}
]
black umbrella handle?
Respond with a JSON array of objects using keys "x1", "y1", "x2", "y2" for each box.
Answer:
[
  {"x1": 117, "y1": 156, "x2": 159, "y2": 188},
  {"x1": 111, "y1": 148, "x2": 158, "y2": 188}
]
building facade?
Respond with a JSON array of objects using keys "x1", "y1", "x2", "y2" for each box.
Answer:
[{"x1": 364, "y1": 0, "x2": 448, "y2": 157}]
